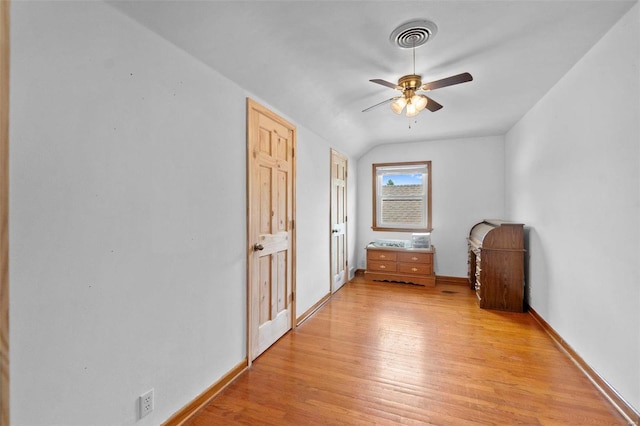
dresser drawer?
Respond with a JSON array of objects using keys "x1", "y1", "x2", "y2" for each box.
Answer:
[
  {"x1": 398, "y1": 263, "x2": 433, "y2": 275},
  {"x1": 397, "y1": 252, "x2": 432, "y2": 264},
  {"x1": 367, "y1": 250, "x2": 397, "y2": 262},
  {"x1": 367, "y1": 260, "x2": 397, "y2": 272}
]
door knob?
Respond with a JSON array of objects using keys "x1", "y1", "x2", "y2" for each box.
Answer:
[
  {"x1": 332, "y1": 229, "x2": 338, "y2": 233},
  {"x1": 254, "y1": 243, "x2": 264, "y2": 251}
]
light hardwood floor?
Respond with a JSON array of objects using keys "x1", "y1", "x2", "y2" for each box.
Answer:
[{"x1": 186, "y1": 275, "x2": 628, "y2": 425}]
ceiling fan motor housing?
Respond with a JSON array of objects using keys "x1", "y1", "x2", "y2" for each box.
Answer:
[{"x1": 398, "y1": 74, "x2": 423, "y2": 91}]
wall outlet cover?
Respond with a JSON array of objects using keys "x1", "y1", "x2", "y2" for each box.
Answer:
[{"x1": 139, "y1": 389, "x2": 154, "y2": 419}]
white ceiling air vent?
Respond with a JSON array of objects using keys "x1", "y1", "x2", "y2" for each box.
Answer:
[{"x1": 389, "y1": 19, "x2": 438, "y2": 49}]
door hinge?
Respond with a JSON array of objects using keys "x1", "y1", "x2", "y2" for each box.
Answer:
[
  {"x1": 291, "y1": 291, "x2": 295, "y2": 301},
  {"x1": 291, "y1": 219, "x2": 295, "y2": 230},
  {"x1": 292, "y1": 147, "x2": 295, "y2": 157}
]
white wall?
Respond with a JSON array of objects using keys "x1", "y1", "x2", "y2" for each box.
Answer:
[
  {"x1": 296, "y1": 140, "x2": 357, "y2": 309},
  {"x1": 9, "y1": 2, "x2": 351, "y2": 424},
  {"x1": 356, "y1": 136, "x2": 505, "y2": 277},
  {"x1": 295, "y1": 128, "x2": 333, "y2": 313},
  {"x1": 347, "y1": 158, "x2": 358, "y2": 282},
  {"x1": 505, "y1": 4, "x2": 640, "y2": 412}
]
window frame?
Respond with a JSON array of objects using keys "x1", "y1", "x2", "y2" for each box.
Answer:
[{"x1": 371, "y1": 161, "x2": 432, "y2": 232}]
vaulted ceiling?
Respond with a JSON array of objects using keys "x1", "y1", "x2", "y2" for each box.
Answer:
[{"x1": 110, "y1": 0, "x2": 635, "y2": 157}]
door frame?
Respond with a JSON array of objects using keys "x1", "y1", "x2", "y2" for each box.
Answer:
[
  {"x1": 329, "y1": 149, "x2": 348, "y2": 294},
  {"x1": 245, "y1": 98, "x2": 296, "y2": 365},
  {"x1": 1, "y1": 1, "x2": 9, "y2": 424}
]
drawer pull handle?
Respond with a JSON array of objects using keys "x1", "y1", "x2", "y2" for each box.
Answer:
[
  {"x1": 379, "y1": 255, "x2": 386, "y2": 259},
  {"x1": 379, "y1": 265, "x2": 386, "y2": 269},
  {"x1": 411, "y1": 257, "x2": 418, "y2": 261},
  {"x1": 411, "y1": 268, "x2": 418, "y2": 272}
]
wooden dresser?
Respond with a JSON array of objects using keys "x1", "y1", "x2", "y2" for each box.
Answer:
[
  {"x1": 365, "y1": 245, "x2": 436, "y2": 287},
  {"x1": 467, "y1": 220, "x2": 525, "y2": 312}
]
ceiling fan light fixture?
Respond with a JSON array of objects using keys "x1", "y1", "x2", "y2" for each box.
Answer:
[
  {"x1": 391, "y1": 97, "x2": 407, "y2": 114},
  {"x1": 406, "y1": 101, "x2": 418, "y2": 117},
  {"x1": 412, "y1": 94, "x2": 428, "y2": 111}
]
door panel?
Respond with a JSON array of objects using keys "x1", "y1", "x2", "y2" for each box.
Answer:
[
  {"x1": 248, "y1": 99, "x2": 296, "y2": 361},
  {"x1": 330, "y1": 150, "x2": 348, "y2": 292},
  {"x1": 259, "y1": 256, "x2": 271, "y2": 325}
]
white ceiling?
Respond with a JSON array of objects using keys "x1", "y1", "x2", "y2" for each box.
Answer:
[{"x1": 109, "y1": 0, "x2": 635, "y2": 157}]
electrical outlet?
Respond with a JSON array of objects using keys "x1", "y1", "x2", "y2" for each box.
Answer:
[{"x1": 139, "y1": 389, "x2": 154, "y2": 419}]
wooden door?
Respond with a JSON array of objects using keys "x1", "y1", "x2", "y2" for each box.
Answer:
[
  {"x1": 330, "y1": 149, "x2": 347, "y2": 292},
  {"x1": 247, "y1": 99, "x2": 296, "y2": 361}
]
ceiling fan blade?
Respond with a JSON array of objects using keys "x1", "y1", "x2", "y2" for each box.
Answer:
[
  {"x1": 362, "y1": 97, "x2": 400, "y2": 112},
  {"x1": 421, "y1": 72, "x2": 473, "y2": 91},
  {"x1": 424, "y1": 96, "x2": 443, "y2": 112},
  {"x1": 370, "y1": 79, "x2": 401, "y2": 90}
]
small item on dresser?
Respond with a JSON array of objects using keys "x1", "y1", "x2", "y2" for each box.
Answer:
[
  {"x1": 373, "y1": 239, "x2": 411, "y2": 248},
  {"x1": 411, "y1": 232, "x2": 431, "y2": 249}
]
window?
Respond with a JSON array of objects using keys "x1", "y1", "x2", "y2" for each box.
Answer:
[{"x1": 372, "y1": 161, "x2": 431, "y2": 232}]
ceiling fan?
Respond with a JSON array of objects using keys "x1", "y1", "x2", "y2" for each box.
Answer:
[{"x1": 363, "y1": 19, "x2": 473, "y2": 117}]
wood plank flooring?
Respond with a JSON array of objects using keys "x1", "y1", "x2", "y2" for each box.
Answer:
[{"x1": 186, "y1": 276, "x2": 628, "y2": 425}]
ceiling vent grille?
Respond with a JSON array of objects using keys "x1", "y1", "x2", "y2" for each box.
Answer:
[{"x1": 389, "y1": 20, "x2": 438, "y2": 49}]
